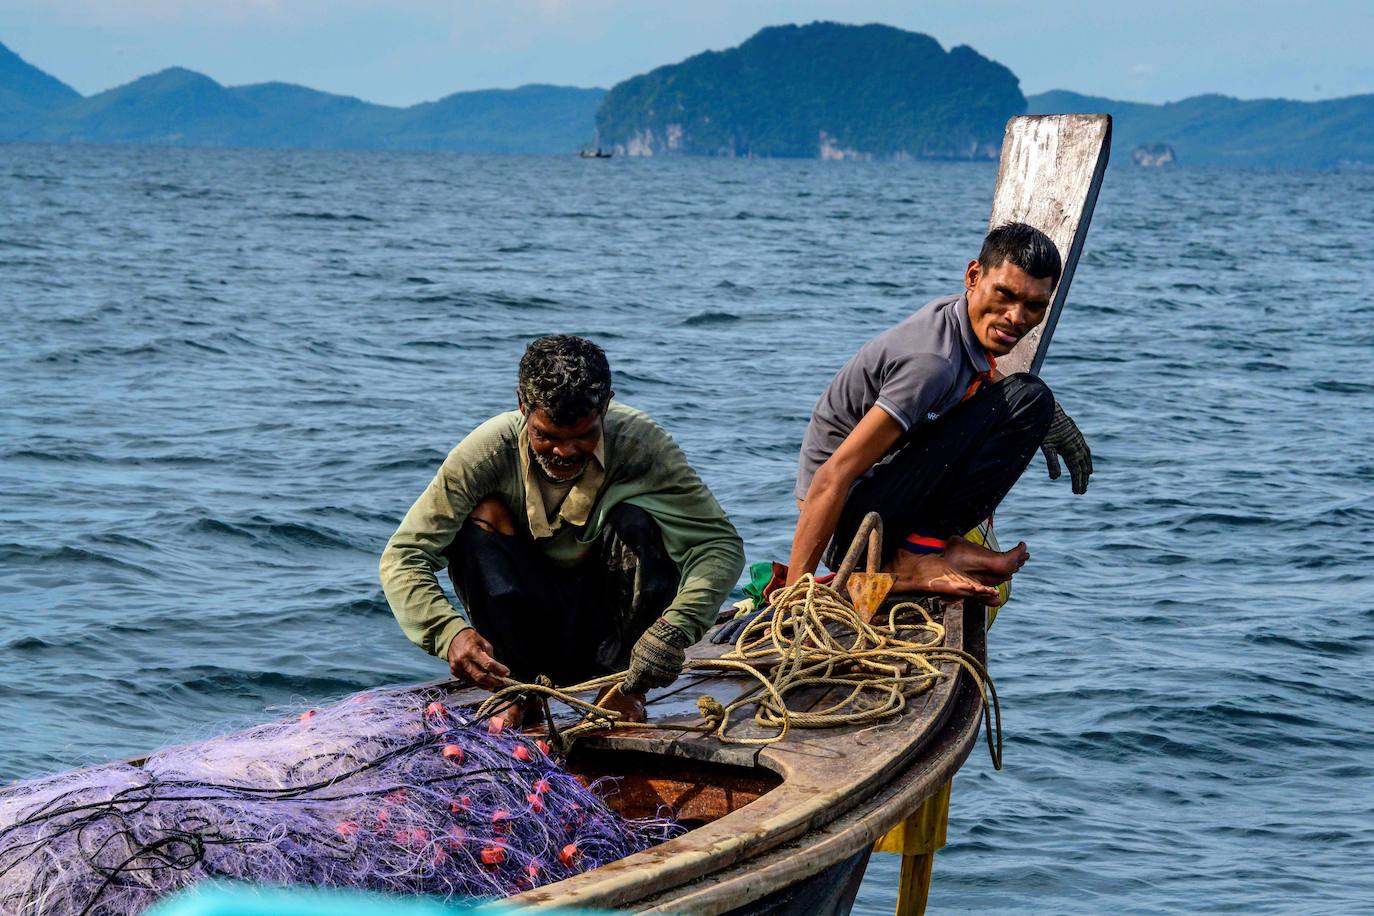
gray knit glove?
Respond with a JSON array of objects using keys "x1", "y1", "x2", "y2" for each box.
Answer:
[
  {"x1": 622, "y1": 619, "x2": 692, "y2": 695},
  {"x1": 1041, "y1": 401, "x2": 1093, "y2": 495}
]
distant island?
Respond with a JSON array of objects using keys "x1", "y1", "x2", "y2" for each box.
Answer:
[
  {"x1": 0, "y1": 41, "x2": 604, "y2": 155},
  {"x1": 2, "y1": 25, "x2": 1372, "y2": 169},
  {"x1": 1027, "y1": 90, "x2": 1374, "y2": 170},
  {"x1": 595, "y1": 23, "x2": 1023, "y2": 160}
]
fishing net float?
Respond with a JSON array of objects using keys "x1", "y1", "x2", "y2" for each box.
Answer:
[{"x1": 0, "y1": 688, "x2": 681, "y2": 915}]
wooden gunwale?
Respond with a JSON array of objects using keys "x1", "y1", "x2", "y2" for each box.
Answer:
[
  {"x1": 502, "y1": 599, "x2": 979, "y2": 912},
  {"x1": 635, "y1": 601, "x2": 987, "y2": 913}
]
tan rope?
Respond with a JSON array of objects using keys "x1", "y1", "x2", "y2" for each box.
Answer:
[{"x1": 474, "y1": 574, "x2": 1002, "y2": 766}]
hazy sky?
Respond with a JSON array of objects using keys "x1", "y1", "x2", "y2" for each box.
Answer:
[{"x1": 4, "y1": 0, "x2": 1372, "y2": 107}]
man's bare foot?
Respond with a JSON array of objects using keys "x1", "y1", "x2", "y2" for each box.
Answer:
[
  {"x1": 595, "y1": 685, "x2": 647, "y2": 724},
  {"x1": 887, "y1": 551, "x2": 1004, "y2": 605},
  {"x1": 487, "y1": 697, "x2": 543, "y2": 733},
  {"x1": 942, "y1": 535, "x2": 1029, "y2": 585}
]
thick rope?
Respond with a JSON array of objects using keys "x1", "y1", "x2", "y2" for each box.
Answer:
[{"x1": 473, "y1": 575, "x2": 1002, "y2": 767}]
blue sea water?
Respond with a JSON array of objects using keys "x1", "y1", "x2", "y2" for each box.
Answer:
[{"x1": 2, "y1": 144, "x2": 1373, "y2": 913}]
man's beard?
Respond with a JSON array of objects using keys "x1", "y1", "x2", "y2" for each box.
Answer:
[{"x1": 530, "y1": 446, "x2": 588, "y2": 483}]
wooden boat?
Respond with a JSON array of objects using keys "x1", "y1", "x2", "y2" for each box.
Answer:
[{"x1": 470, "y1": 594, "x2": 987, "y2": 914}]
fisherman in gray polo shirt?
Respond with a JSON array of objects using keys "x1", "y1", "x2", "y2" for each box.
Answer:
[{"x1": 786, "y1": 222, "x2": 1092, "y2": 600}]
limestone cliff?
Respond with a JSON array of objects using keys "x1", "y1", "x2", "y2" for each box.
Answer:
[{"x1": 595, "y1": 22, "x2": 1025, "y2": 160}]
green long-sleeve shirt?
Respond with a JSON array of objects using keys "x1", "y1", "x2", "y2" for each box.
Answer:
[{"x1": 379, "y1": 402, "x2": 744, "y2": 658}]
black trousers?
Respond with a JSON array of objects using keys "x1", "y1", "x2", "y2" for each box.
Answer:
[
  {"x1": 827, "y1": 372, "x2": 1055, "y2": 568},
  {"x1": 444, "y1": 503, "x2": 677, "y2": 685}
]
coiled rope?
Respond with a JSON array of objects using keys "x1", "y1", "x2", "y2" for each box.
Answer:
[{"x1": 475, "y1": 574, "x2": 1002, "y2": 768}]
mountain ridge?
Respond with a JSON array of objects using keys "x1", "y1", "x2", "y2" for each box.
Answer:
[
  {"x1": 0, "y1": 39, "x2": 81, "y2": 116},
  {"x1": 1, "y1": 58, "x2": 606, "y2": 153},
  {"x1": 1026, "y1": 89, "x2": 1374, "y2": 169},
  {"x1": 2, "y1": 30, "x2": 1372, "y2": 168}
]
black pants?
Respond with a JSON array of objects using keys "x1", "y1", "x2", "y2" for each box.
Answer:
[
  {"x1": 827, "y1": 372, "x2": 1055, "y2": 568},
  {"x1": 444, "y1": 503, "x2": 677, "y2": 685}
]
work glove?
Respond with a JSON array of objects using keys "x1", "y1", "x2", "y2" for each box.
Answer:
[
  {"x1": 1040, "y1": 401, "x2": 1093, "y2": 495},
  {"x1": 710, "y1": 605, "x2": 773, "y2": 645},
  {"x1": 622, "y1": 618, "x2": 692, "y2": 695}
]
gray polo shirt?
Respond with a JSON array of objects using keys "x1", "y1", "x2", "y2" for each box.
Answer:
[{"x1": 795, "y1": 292, "x2": 992, "y2": 499}]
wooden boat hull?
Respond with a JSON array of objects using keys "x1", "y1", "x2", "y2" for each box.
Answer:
[
  {"x1": 672, "y1": 604, "x2": 988, "y2": 915},
  {"x1": 489, "y1": 598, "x2": 989, "y2": 915}
]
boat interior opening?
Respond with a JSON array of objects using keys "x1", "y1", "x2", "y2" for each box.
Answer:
[{"x1": 563, "y1": 745, "x2": 783, "y2": 828}]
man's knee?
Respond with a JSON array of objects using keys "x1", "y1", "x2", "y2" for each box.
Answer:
[
  {"x1": 468, "y1": 496, "x2": 515, "y2": 536},
  {"x1": 603, "y1": 503, "x2": 661, "y2": 548},
  {"x1": 601, "y1": 504, "x2": 676, "y2": 601},
  {"x1": 1001, "y1": 372, "x2": 1055, "y2": 435}
]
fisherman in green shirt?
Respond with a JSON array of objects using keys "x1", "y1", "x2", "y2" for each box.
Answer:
[{"x1": 381, "y1": 335, "x2": 744, "y2": 725}]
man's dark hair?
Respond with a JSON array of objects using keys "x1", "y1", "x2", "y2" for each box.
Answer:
[
  {"x1": 978, "y1": 222, "x2": 1063, "y2": 285},
  {"x1": 517, "y1": 335, "x2": 613, "y2": 424}
]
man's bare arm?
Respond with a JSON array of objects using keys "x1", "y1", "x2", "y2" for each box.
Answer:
[{"x1": 786, "y1": 407, "x2": 905, "y2": 585}]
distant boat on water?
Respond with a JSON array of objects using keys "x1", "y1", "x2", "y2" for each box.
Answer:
[{"x1": 579, "y1": 131, "x2": 613, "y2": 158}]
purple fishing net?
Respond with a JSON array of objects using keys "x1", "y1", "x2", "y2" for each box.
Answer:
[{"x1": 0, "y1": 688, "x2": 681, "y2": 915}]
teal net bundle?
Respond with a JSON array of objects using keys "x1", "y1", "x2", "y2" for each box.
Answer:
[{"x1": 0, "y1": 688, "x2": 682, "y2": 915}]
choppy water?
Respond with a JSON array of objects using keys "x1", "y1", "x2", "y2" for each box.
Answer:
[{"x1": 3, "y1": 144, "x2": 1372, "y2": 913}]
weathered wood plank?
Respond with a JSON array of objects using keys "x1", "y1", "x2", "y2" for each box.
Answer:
[{"x1": 990, "y1": 114, "x2": 1111, "y2": 376}]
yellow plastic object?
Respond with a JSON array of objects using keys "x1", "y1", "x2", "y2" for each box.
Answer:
[
  {"x1": 871, "y1": 520, "x2": 1003, "y2": 912},
  {"x1": 894, "y1": 853, "x2": 935, "y2": 916},
  {"x1": 874, "y1": 779, "x2": 950, "y2": 856},
  {"x1": 874, "y1": 781, "x2": 952, "y2": 916}
]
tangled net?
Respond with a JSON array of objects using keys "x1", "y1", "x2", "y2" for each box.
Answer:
[{"x1": 0, "y1": 688, "x2": 681, "y2": 915}]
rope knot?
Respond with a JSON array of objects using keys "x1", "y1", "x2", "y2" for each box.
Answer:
[{"x1": 696, "y1": 696, "x2": 726, "y2": 731}]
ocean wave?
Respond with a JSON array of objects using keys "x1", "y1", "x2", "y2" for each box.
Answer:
[
  {"x1": 2, "y1": 447, "x2": 101, "y2": 463},
  {"x1": 0, "y1": 543, "x2": 155, "y2": 574},
  {"x1": 3, "y1": 636, "x2": 54, "y2": 651},
  {"x1": 182, "y1": 517, "x2": 360, "y2": 551},
  {"x1": 682, "y1": 310, "x2": 740, "y2": 326},
  {"x1": 280, "y1": 211, "x2": 376, "y2": 222},
  {"x1": 152, "y1": 665, "x2": 376, "y2": 698}
]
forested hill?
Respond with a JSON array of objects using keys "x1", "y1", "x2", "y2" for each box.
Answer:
[
  {"x1": 1027, "y1": 89, "x2": 1374, "y2": 170},
  {"x1": 595, "y1": 22, "x2": 1025, "y2": 160},
  {"x1": 0, "y1": 41, "x2": 605, "y2": 154},
  {"x1": 0, "y1": 40, "x2": 80, "y2": 117}
]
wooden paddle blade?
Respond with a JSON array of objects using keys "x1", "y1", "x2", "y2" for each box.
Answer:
[
  {"x1": 988, "y1": 114, "x2": 1111, "y2": 377},
  {"x1": 846, "y1": 571, "x2": 895, "y2": 622}
]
